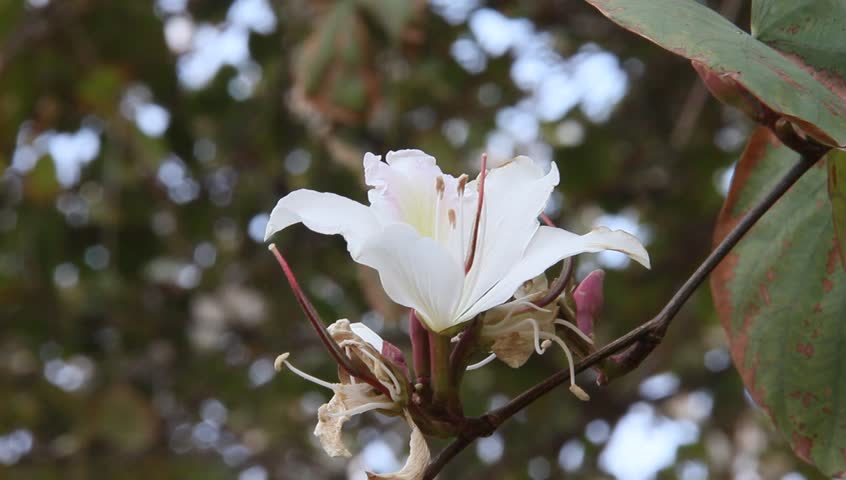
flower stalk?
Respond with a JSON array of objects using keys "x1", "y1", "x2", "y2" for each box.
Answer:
[
  {"x1": 428, "y1": 331, "x2": 454, "y2": 411},
  {"x1": 409, "y1": 310, "x2": 430, "y2": 388}
]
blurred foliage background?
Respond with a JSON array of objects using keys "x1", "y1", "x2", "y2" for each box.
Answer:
[{"x1": 0, "y1": 0, "x2": 828, "y2": 478}]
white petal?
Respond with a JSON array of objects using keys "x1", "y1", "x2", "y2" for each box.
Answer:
[
  {"x1": 458, "y1": 157, "x2": 559, "y2": 320},
  {"x1": 358, "y1": 223, "x2": 464, "y2": 333},
  {"x1": 350, "y1": 322, "x2": 384, "y2": 352},
  {"x1": 465, "y1": 225, "x2": 649, "y2": 319},
  {"x1": 366, "y1": 411, "x2": 430, "y2": 480},
  {"x1": 264, "y1": 189, "x2": 379, "y2": 258},
  {"x1": 364, "y1": 150, "x2": 459, "y2": 238}
]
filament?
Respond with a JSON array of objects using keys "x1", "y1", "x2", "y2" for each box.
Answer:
[
  {"x1": 275, "y1": 354, "x2": 337, "y2": 391},
  {"x1": 466, "y1": 353, "x2": 498, "y2": 371},
  {"x1": 330, "y1": 401, "x2": 396, "y2": 418},
  {"x1": 353, "y1": 347, "x2": 402, "y2": 399},
  {"x1": 538, "y1": 332, "x2": 578, "y2": 389},
  {"x1": 554, "y1": 319, "x2": 595, "y2": 344}
]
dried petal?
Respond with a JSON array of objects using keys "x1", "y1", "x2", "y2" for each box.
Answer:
[
  {"x1": 491, "y1": 331, "x2": 536, "y2": 368},
  {"x1": 367, "y1": 411, "x2": 430, "y2": 480},
  {"x1": 314, "y1": 394, "x2": 351, "y2": 458},
  {"x1": 328, "y1": 319, "x2": 409, "y2": 403}
]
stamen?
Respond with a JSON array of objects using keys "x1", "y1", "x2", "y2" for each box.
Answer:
[
  {"x1": 487, "y1": 317, "x2": 545, "y2": 354},
  {"x1": 456, "y1": 174, "x2": 468, "y2": 194},
  {"x1": 539, "y1": 332, "x2": 580, "y2": 392},
  {"x1": 435, "y1": 175, "x2": 445, "y2": 198},
  {"x1": 570, "y1": 384, "x2": 591, "y2": 401},
  {"x1": 465, "y1": 153, "x2": 487, "y2": 273},
  {"x1": 274, "y1": 352, "x2": 290, "y2": 371},
  {"x1": 448, "y1": 209, "x2": 457, "y2": 229},
  {"x1": 330, "y1": 401, "x2": 396, "y2": 418},
  {"x1": 540, "y1": 339, "x2": 552, "y2": 351},
  {"x1": 527, "y1": 318, "x2": 544, "y2": 355},
  {"x1": 275, "y1": 353, "x2": 337, "y2": 391},
  {"x1": 555, "y1": 319, "x2": 595, "y2": 344},
  {"x1": 466, "y1": 353, "x2": 498, "y2": 371},
  {"x1": 354, "y1": 347, "x2": 402, "y2": 399},
  {"x1": 512, "y1": 299, "x2": 552, "y2": 313}
]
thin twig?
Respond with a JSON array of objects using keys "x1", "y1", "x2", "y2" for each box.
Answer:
[{"x1": 423, "y1": 146, "x2": 827, "y2": 479}]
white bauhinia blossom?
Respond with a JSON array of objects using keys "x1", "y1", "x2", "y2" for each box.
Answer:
[{"x1": 265, "y1": 150, "x2": 649, "y2": 333}]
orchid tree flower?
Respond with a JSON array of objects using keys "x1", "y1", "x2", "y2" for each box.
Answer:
[
  {"x1": 265, "y1": 150, "x2": 650, "y2": 334},
  {"x1": 275, "y1": 319, "x2": 429, "y2": 480}
]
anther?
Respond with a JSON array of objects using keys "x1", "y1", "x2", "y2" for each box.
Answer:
[
  {"x1": 435, "y1": 175, "x2": 445, "y2": 198},
  {"x1": 456, "y1": 174, "x2": 468, "y2": 195},
  {"x1": 274, "y1": 352, "x2": 291, "y2": 371},
  {"x1": 448, "y1": 209, "x2": 457, "y2": 229},
  {"x1": 569, "y1": 384, "x2": 591, "y2": 401}
]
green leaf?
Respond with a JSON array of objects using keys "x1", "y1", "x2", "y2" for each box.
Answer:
[
  {"x1": 829, "y1": 151, "x2": 846, "y2": 272},
  {"x1": 585, "y1": 0, "x2": 846, "y2": 147},
  {"x1": 356, "y1": 0, "x2": 419, "y2": 41},
  {"x1": 293, "y1": 0, "x2": 380, "y2": 125},
  {"x1": 752, "y1": 0, "x2": 846, "y2": 100},
  {"x1": 711, "y1": 126, "x2": 846, "y2": 477}
]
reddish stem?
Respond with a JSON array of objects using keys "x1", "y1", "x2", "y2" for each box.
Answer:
[{"x1": 409, "y1": 310, "x2": 430, "y2": 385}]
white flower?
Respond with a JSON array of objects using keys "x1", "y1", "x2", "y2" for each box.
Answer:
[
  {"x1": 276, "y1": 320, "x2": 429, "y2": 480},
  {"x1": 265, "y1": 150, "x2": 649, "y2": 333}
]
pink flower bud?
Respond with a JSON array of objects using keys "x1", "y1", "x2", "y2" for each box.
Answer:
[
  {"x1": 573, "y1": 269, "x2": 605, "y2": 337},
  {"x1": 382, "y1": 340, "x2": 409, "y2": 374}
]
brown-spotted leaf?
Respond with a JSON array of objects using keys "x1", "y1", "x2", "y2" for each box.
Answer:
[
  {"x1": 711, "y1": 126, "x2": 846, "y2": 477},
  {"x1": 750, "y1": 3, "x2": 846, "y2": 273},
  {"x1": 829, "y1": 150, "x2": 846, "y2": 272},
  {"x1": 752, "y1": 1, "x2": 846, "y2": 102},
  {"x1": 585, "y1": 0, "x2": 846, "y2": 147}
]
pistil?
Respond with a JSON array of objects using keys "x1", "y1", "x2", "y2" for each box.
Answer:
[
  {"x1": 268, "y1": 244, "x2": 391, "y2": 397},
  {"x1": 464, "y1": 153, "x2": 487, "y2": 273}
]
